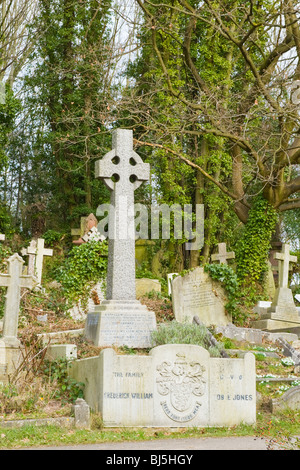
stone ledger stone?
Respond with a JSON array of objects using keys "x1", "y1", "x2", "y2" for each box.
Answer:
[
  {"x1": 69, "y1": 344, "x2": 256, "y2": 427},
  {"x1": 171, "y1": 267, "x2": 231, "y2": 326}
]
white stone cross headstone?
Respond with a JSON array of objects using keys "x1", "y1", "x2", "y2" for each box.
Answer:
[
  {"x1": 21, "y1": 238, "x2": 53, "y2": 285},
  {"x1": 275, "y1": 243, "x2": 297, "y2": 289},
  {"x1": 251, "y1": 243, "x2": 299, "y2": 330},
  {"x1": 35, "y1": 238, "x2": 53, "y2": 285},
  {"x1": 95, "y1": 128, "x2": 150, "y2": 300},
  {"x1": 0, "y1": 254, "x2": 36, "y2": 347},
  {"x1": 211, "y1": 242, "x2": 235, "y2": 264}
]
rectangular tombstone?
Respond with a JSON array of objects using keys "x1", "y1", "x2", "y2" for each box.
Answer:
[
  {"x1": 172, "y1": 267, "x2": 231, "y2": 326},
  {"x1": 70, "y1": 344, "x2": 256, "y2": 427}
]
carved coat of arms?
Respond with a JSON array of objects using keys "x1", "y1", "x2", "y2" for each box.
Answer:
[{"x1": 156, "y1": 353, "x2": 206, "y2": 422}]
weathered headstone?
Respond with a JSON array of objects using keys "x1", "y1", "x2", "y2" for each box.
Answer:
[
  {"x1": 252, "y1": 244, "x2": 300, "y2": 332},
  {"x1": 136, "y1": 278, "x2": 161, "y2": 298},
  {"x1": 72, "y1": 213, "x2": 104, "y2": 245},
  {"x1": 0, "y1": 254, "x2": 36, "y2": 347},
  {"x1": 71, "y1": 398, "x2": 91, "y2": 429},
  {"x1": 71, "y1": 216, "x2": 88, "y2": 238},
  {"x1": 211, "y1": 243, "x2": 235, "y2": 264},
  {"x1": 22, "y1": 238, "x2": 53, "y2": 284},
  {"x1": 171, "y1": 267, "x2": 231, "y2": 326},
  {"x1": 0, "y1": 234, "x2": 5, "y2": 241},
  {"x1": 85, "y1": 129, "x2": 156, "y2": 348},
  {"x1": 70, "y1": 344, "x2": 256, "y2": 427},
  {"x1": 271, "y1": 386, "x2": 300, "y2": 413}
]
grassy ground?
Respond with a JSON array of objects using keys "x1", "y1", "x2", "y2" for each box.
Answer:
[{"x1": 0, "y1": 293, "x2": 300, "y2": 449}]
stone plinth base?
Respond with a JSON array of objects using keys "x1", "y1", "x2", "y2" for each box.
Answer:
[
  {"x1": 84, "y1": 300, "x2": 157, "y2": 348},
  {"x1": 0, "y1": 339, "x2": 23, "y2": 384},
  {"x1": 251, "y1": 318, "x2": 300, "y2": 335},
  {"x1": 251, "y1": 288, "x2": 300, "y2": 334},
  {"x1": 267, "y1": 288, "x2": 300, "y2": 321}
]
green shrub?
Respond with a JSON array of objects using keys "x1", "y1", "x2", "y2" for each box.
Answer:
[
  {"x1": 42, "y1": 359, "x2": 84, "y2": 404},
  {"x1": 151, "y1": 321, "x2": 221, "y2": 357}
]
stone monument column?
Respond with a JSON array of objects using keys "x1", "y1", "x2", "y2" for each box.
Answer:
[{"x1": 84, "y1": 129, "x2": 157, "y2": 348}]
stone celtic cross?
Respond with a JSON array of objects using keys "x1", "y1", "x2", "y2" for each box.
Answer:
[
  {"x1": 275, "y1": 243, "x2": 297, "y2": 289},
  {"x1": 95, "y1": 129, "x2": 150, "y2": 300},
  {"x1": 0, "y1": 254, "x2": 36, "y2": 347},
  {"x1": 211, "y1": 243, "x2": 235, "y2": 264}
]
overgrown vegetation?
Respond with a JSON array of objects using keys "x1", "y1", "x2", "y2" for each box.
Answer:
[
  {"x1": 204, "y1": 263, "x2": 245, "y2": 323},
  {"x1": 55, "y1": 240, "x2": 108, "y2": 308},
  {"x1": 235, "y1": 196, "x2": 278, "y2": 291},
  {"x1": 151, "y1": 321, "x2": 222, "y2": 357}
]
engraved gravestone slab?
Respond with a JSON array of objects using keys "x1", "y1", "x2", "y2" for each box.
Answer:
[
  {"x1": 172, "y1": 267, "x2": 231, "y2": 326},
  {"x1": 151, "y1": 345, "x2": 210, "y2": 427},
  {"x1": 70, "y1": 344, "x2": 256, "y2": 427}
]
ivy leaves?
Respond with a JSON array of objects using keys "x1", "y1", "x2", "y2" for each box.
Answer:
[
  {"x1": 235, "y1": 196, "x2": 278, "y2": 285},
  {"x1": 56, "y1": 240, "x2": 108, "y2": 307},
  {"x1": 204, "y1": 263, "x2": 243, "y2": 322}
]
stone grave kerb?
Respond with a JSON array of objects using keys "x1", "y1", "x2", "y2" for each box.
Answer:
[{"x1": 95, "y1": 128, "x2": 150, "y2": 301}]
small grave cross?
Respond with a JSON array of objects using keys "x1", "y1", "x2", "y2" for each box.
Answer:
[
  {"x1": 0, "y1": 254, "x2": 36, "y2": 347},
  {"x1": 95, "y1": 129, "x2": 150, "y2": 300},
  {"x1": 21, "y1": 239, "x2": 37, "y2": 276},
  {"x1": 211, "y1": 243, "x2": 235, "y2": 264},
  {"x1": 275, "y1": 243, "x2": 297, "y2": 289},
  {"x1": 21, "y1": 238, "x2": 53, "y2": 284}
]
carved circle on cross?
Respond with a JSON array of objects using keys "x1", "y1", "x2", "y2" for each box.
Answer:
[{"x1": 100, "y1": 149, "x2": 147, "y2": 191}]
